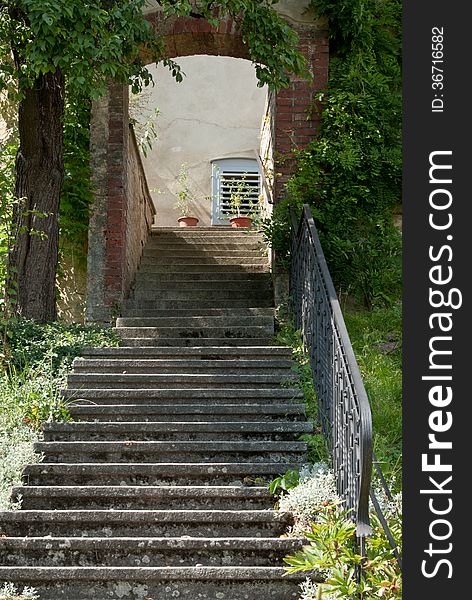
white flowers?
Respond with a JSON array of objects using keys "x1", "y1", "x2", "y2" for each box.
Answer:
[
  {"x1": 278, "y1": 462, "x2": 340, "y2": 535},
  {"x1": 0, "y1": 583, "x2": 39, "y2": 600},
  {"x1": 0, "y1": 426, "x2": 41, "y2": 509}
]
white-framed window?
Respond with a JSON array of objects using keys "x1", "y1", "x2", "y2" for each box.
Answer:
[{"x1": 211, "y1": 158, "x2": 261, "y2": 225}]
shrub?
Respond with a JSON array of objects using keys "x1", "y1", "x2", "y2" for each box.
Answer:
[
  {"x1": 3, "y1": 318, "x2": 119, "y2": 372},
  {"x1": 284, "y1": 498, "x2": 402, "y2": 599},
  {"x1": 0, "y1": 319, "x2": 119, "y2": 508}
]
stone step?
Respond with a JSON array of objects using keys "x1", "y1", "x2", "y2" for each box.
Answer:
[
  {"x1": 61, "y1": 387, "x2": 304, "y2": 404},
  {"x1": 127, "y1": 289, "x2": 272, "y2": 302},
  {"x1": 66, "y1": 373, "x2": 298, "y2": 389},
  {"x1": 118, "y1": 336, "x2": 275, "y2": 347},
  {"x1": 42, "y1": 421, "x2": 312, "y2": 441},
  {"x1": 142, "y1": 249, "x2": 267, "y2": 259},
  {"x1": 131, "y1": 279, "x2": 272, "y2": 292},
  {"x1": 0, "y1": 536, "x2": 303, "y2": 568},
  {"x1": 115, "y1": 326, "x2": 273, "y2": 339},
  {"x1": 72, "y1": 359, "x2": 294, "y2": 375},
  {"x1": 151, "y1": 226, "x2": 262, "y2": 235},
  {"x1": 148, "y1": 234, "x2": 264, "y2": 244},
  {"x1": 11, "y1": 485, "x2": 273, "y2": 511},
  {"x1": 0, "y1": 510, "x2": 293, "y2": 538},
  {"x1": 137, "y1": 263, "x2": 270, "y2": 274},
  {"x1": 68, "y1": 403, "x2": 306, "y2": 422},
  {"x1": 124, "y1": 299, "x2": 273, "y2": 310},
  {"x1": 22, "y1": 462, "x2": 303, "y2": 486},
  {"x1": 34, "y1": 440, "x2": 307, "y2": 463},
  {"x1": 115, "y1": 315, "x2": 273, "y2": 328},
  {"x1": 132, "y1": 272, "x2": 271, "y2": 283},
  {"x1": 0, "y1": 566, "x2": 308, "y2": 600},
  {"x1": 78, "y1": 345, "x2": 292, "y2": 359},
  {"x1": 139, "y1": 256, "x2": 269, "y2": 266},
  {"x1": 120, "y1": 308, "x2": 275, "y2": 318}
]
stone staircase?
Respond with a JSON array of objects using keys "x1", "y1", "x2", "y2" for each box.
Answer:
[{"x1": 0, "y1": 227, "x2": 314, "y2": 599}]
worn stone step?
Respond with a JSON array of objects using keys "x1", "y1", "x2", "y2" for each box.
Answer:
[
  {"x1": 115, "y1": 327, "x2": 273, "y2": 340},
  {"x1": 42, "y1": 421, "x2": 312, "y2": 442},
  {"x1": 34, "y1": 440, "x2": 307, "y2": 463},
  {"x1": 78, "y1": 345, "x2": 292, "y2": 359},
  {"x1": 0, "y1": 510, "x2": 293, "y2": 538},
  {"x1": 142, "y1": 249, "x2": 267, "y2": 259},
  {"x1": 74, "y1": 359, "x2": 293, "y2": 377},
  {"x1": 147, "y1": 234, "x2": 264, "y2": 244},
  {"x1": 72, "y1": 358, "x2": 294, "y2": 375},
  {"x1": 128, "y1": 289, "x2": 272, "y2": 301},
  {"x1": 118, "y1": 336, "x2": 274, "y2": 347},
  {"x1": 132, "y1": 273, "x2": 271, "y2": 284},
  {"x1": 118, "y1": 306, "x2": 275, "y2": 319},
  {"x1": 137, "y1": 263, "x2": 269, "y2": 274},
  {"x1": 151, "y1": 226, "x2": 262, "y2": 235},
  {"x1": 22, "y1": 462, "x2": 303, "y2": 486},
  {"x1": 11, "y1": 485, "x2": 273, "y2": 511},
  {"x1": 147, "y1": 237, "x2": 264, "y2": 246},
  {"x1": 139, "y1": 257, "x2": 269, "y2": 268},
  {"x1": 0, "y1": 536, "x2": 303, "y2": 568},
  {"x1": 115, "y1": 315, "x2": 273, "y2": 328},
  {"x1": 66, "y1": 373, "x2": 298, "y2": 389},
  {"x1": 0, "y1": 566, "x2": 309, "y2": 600},
  {"x1": 61, "y1": 387, "x2": 304, "y2": 404},
  {"x1": 124, "y1": 299, "x2": 273, "y2": 310},
  {"x1": 120, "y1": 308, "x2": 275, "y2": 319},
  {"x1": 68, "y1": 403, "x2": 306, "y2": 422},
  {"x1": 131, "y1": 280, "x2": 272, "y2": 293}
]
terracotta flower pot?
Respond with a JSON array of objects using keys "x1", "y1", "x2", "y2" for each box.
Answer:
[
  {"x1": 229, "y1": 216, "x2": 252, "y2": 228},
  {"x1": 178, "y1": 216, "x2": 199, "y2": 227}
]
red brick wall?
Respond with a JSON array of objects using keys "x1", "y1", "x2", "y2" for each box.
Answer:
[{"x1": 273, "y1": 24, "x2": 329, "y2": 199}]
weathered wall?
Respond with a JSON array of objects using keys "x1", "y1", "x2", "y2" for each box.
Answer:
[
  {"x1": 133, "y1": 56, "x2": 267, "y2": 226},
  {"x1": 87, "y1": 87, "x2": 155, "y2": 323},
  {"x1": 125, "y1": 126, "x2": 156, "y2": 291},
  {"x1": 57, "y1": 244, "x2": 88, "y2": 323}
]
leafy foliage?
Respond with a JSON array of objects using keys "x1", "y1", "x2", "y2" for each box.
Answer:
[
  {"x1": 266, "y1": 0, "x2": 402, "y2": 307},
  {"x1": 0, "y1": 319, "x2": 119, "y2": 508},
  {"x1": 3, "y1": 318, "x2": 119, "y2": 372},
  {"x1": 284, "y1": 502, "x2": 402, "y2": 599},
  {"x1": 59, "y1": 89, "x2": 93, "y2": 247},
  {"x1": 269, "y1": 468, "x2": 300, "y2": 496},
  {"x1": 0, "y1": 0, "x2": 163, "y2": 99}
]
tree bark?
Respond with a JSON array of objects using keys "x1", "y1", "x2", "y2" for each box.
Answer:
[{"x1": 9, "y1": 69, "x2": 65, "y2": 322}]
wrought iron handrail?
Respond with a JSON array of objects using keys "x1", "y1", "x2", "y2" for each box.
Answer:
[{"x1": 289, "y1": 204, "x2": 373, "y2": 537}]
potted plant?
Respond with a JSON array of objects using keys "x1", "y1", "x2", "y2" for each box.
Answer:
[
  {"x1": 227, "y1": 173, "x2": 260, "y2": 228},
  {"x1": 174, "y1": 164, "x2": 199, "y2": 226}
]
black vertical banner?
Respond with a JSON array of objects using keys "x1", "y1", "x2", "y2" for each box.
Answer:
[{"x1": 403, "y1": 2, "x2": 470, "y2": 597}]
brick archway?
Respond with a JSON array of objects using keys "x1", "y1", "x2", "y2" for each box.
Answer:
[{"x1": 87, "y1": 8, "x2": 328, "y2": 323}]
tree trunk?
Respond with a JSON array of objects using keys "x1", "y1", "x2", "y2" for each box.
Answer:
[{"x1": 9, "y1": 69, "x2": 65, "y2": 322}]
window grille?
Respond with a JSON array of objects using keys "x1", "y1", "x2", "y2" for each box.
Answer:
[{"x1": 211, "y1": 158, "x2": 260, "y2": 225}]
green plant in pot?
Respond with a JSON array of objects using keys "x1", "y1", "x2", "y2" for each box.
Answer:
[
  {"x1": 174, "y1": 164, "x2": 200, "y2": 226},
  {"x1": 227, "y1": 173, "x2": 260, "y2": 228}
]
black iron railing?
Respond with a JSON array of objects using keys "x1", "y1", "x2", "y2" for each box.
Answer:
[{"x1": 289, "y1": 204, "x2": 373, "y2": 537}]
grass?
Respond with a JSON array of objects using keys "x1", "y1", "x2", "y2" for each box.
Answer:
[
  {"x1": 274, "y1": 302, "x2": 402, "y2": 486},
  {"x1": 344, "y1": 303, "x2": 402, "y2": 484}
]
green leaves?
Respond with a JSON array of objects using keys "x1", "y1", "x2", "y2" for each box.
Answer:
[
  {"x1": 285, "y1": 0, "x2": 402, "y2": 308},
  {"x1": 269, "y1": 468, "x2": 300, "y2": 495},
  {"x1": 283, "y1": 503, "x2": 402, "y2": 598}
]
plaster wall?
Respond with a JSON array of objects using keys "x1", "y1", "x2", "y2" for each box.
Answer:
[{"x1": 132, "y1": 55, "x2": 267, "y2": 226}]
